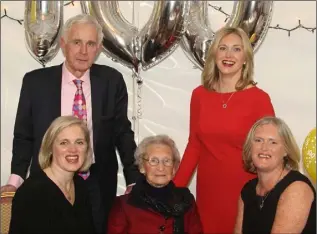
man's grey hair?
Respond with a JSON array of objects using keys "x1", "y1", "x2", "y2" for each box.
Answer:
[
  {"x1": 135, "y1": 134, "x2": 181, "y2": 171},
  {"x1": 62, "y1": 14, "x2": 103, "y2": 45}
]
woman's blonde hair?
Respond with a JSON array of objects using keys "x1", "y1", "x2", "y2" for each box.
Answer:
[
  {"x1": 243, "y1": 116, "x2": 300, "y2": 173},
  {"x1": 38, "y1": 116, "x2": 92, "y2": 172},
  {"x1": 202, "y1": 27, "x2": 256, "y2": 91}
]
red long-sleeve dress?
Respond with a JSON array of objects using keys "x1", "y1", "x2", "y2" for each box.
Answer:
[{"x1": 173, "y1": 85, "x2": 275, "y2": 233}]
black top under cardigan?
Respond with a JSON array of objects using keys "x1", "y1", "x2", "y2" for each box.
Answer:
[{"x1": 127, "y1": 174, "x2": 196, "y2": 234}]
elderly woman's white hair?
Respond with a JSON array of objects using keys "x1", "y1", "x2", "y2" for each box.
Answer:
[{"x1": 134, "y1": 134, "x2": 181, "y2": 171}]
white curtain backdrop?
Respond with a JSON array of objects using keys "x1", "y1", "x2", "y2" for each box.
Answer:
[{"x1": 1, "y1": 1, "x2": 316, "y2": 195}]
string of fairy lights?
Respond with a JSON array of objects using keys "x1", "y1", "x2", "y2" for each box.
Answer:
[
  {"x1": 1, "y1": 1, "x2": 74, "y2": 24},
  {"x1": 208, "y1": 4, "x2": 316, "y2": 37},
  {"x1": 1, "y1": 2, "x2": 316, "y2": 37}
]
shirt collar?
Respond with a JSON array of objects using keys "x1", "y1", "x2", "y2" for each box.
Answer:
[{"x1": 62, "y1": 62, "x2": 90, "y2": 84}]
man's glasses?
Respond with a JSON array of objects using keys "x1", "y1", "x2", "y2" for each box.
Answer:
[{"x1": 143, "y1": 157, "x2": 174, "y2": 167}]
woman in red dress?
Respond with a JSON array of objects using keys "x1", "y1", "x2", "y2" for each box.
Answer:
[{"x1": 173, "y1": 27, "x2": 275, "y2": 233}]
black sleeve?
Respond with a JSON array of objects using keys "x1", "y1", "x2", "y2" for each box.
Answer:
[
  {"x1": 9, "y1": 186, "x2": 32, "y2": 234},
  {"x1": 11, "y1": 73, "x2": 34, "y2": 179},
  {"x1": 113, "y1": 73, "x2": 141, "y2": 185}
]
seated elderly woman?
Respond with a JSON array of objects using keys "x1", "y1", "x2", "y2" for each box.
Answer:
[
  {"x1": 108, "y1": 134, "x2": 202, "y2": 233},
  {"x1": 234, "y1": 116, "x2": 316, "y2": 234},
  {"x1": 9, "y1": 116, "x2": 94, "y2": 234}
]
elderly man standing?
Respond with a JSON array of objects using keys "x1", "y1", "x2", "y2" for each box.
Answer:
[{"x1": 1, "y1": 14, "x2": 140, "y2": 234}]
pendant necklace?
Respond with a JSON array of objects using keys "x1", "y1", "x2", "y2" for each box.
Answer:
[
  {"x1": 49, "y1": 167, "x2": 73, "y2": 202},
  {"x1": 218, "y1": 83, "x2": 236, "y2": 108},
  {"x1": 259, "y1": 168, "x2": 284, "y2": 210},
  {"x1": 221, "y1": 92, "x2": 235, "y2": 108},
  {"x1": 259, "y1": 191, "x2": 270, "y2": 210},
  {"x1": 64, "y1": 185, "x2": 73, "y2": 201}
]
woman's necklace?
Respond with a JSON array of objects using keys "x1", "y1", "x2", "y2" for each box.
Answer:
[
  {"x1": 258, "y1": 168, "x2": 285, "y2": 210},
  {"x1": 63, "y1": 185, "x2": 73, "y2": 201},
  {"x1": 259, "y1": 191, "x2": 270, "y2": 210},
  {"x1": 221, "y1": 92, "x2": 235, "y2": 108},
  {"x1": 49, "y1": 168, "x2": 74, "y2": 202},
  {"x1": 218, "y1": 83, "x2": 236, "y2": 108}
]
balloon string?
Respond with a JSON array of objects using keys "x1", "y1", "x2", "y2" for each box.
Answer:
[
  {"x1": 136, "y1": 79, "x2": 143, "y2": 144},
  {"x1": 132, "y1": 71, "x2": 143, "y2": 144},
  {"x1": 132, "y1": 1, "x2": 135, "y2": 27},
  {"x1": 132, "y1": 72, "x2": 137, "y2": 133}
]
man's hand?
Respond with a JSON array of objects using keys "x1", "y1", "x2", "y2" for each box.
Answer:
[
  {"x1": 124, "y1": 184, "x2": 135, "y2": 195},
  {"x1": 1, "y1": 185, "x2": 17, "y2": 194}
]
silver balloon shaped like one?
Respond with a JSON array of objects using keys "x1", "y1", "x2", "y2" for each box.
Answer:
[
  {"x1": 139, "y1": 0, "x2": 190, "y2": 71},
  {"x1": 228, "y1": 1, "x2": 274, "y2": 52},
  {"x1": 181, "y1": 1, "x2": 273, "y2": 70},
  {"x1": 81, "y1": 1, "x2": 140, "y2": 73},
  {"x1": 180, "y1": 1, "x2": 214, "y2": 70},
  {"x1": 81, "y1": 1, "x2": 190, "y2": 73},
  {"x1": 24, "y1": 1, "x2": 63, "y2": 67}
]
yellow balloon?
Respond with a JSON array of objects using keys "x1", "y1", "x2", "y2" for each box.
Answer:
[
  {"x1": 302, "y1": 128, "x2": 316, "y2": 184},
  {"x1": 250, "y1": 33, "x2": 257, "y2": 43}
]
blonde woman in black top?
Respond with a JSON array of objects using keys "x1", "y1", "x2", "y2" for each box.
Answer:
[
  {"x1": 234, "y1": 116, "x2": 316, "y2": 234},
  {"x1": 9, "y1": 116, "x2": 94, "y2": 234}
]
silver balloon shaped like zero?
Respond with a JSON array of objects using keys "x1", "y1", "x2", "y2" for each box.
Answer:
[
  {"x1": 24, "y1": 1, "x2": 63, "y2": 66},
  {"x1": 181, "y1": 1, "x2": 274, "y2": 70},
  {"x1": 81, "y1": 1, "x2": 140, "y2": 73},
  {"x1": 81, "y1": 1, "x2": 190, "y2": 73},
  {"x1": 139, "y1": 1, "x2": 190, "y2": 71}
]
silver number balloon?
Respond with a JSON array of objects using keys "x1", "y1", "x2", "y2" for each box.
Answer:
[
  {"x1": 180, "y1": 1, "x2": 214, "y2": 70},
  {"x1": 24, "y1": 1, "x2": 63, "y2": 67},
  {"x1": 139, "y1": 1, "x2": 190, "y2": 71},
  {"x1": 81, "y1": 1, "x2": 140, "y2": 73},
  {"x1": 81, "y1": 1, "x2": 190, "y2": 72},
  {"x1": 181, "y1": 1, "x2": 273, "y2": 70}
]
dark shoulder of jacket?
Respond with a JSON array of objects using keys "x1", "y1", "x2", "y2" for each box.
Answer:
[
  {"x1": 91, "y1": 63, "x2": 123, "y2": 79},
  {"x1": 24, "y1": 64, "x2": 61, "y2": 82}
]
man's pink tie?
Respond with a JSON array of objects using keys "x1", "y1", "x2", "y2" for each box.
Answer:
[{"x1": 73, "y1": 79, "x2": 90, "y2": 180}]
